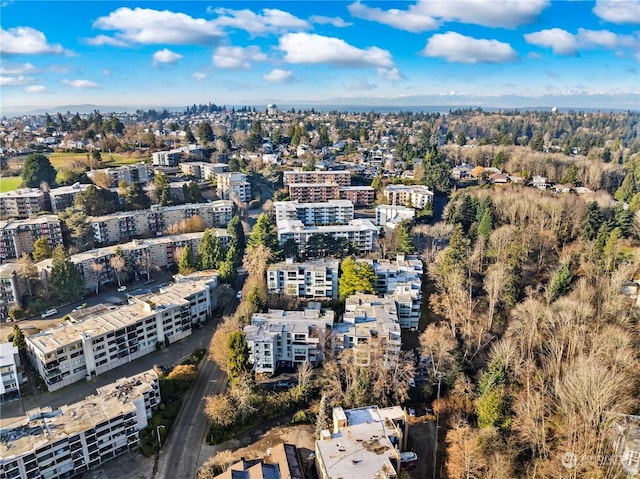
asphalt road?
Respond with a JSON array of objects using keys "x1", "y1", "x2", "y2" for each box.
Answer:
[{"x1": 153, "y1": 271, "x2": 247, "y2": 479}]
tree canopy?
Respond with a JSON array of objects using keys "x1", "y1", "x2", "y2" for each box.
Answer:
[
  {"x1": 338, "y1": 257, "x2": 377, "y2": 300},
  {"x1": 21, "y1": 153, "x2": 57, "y2": 188}
]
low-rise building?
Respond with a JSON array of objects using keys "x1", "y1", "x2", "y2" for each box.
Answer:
[
  {"x1": 179, "y1": 161, "x2": 227, "y2": 180},
  {"x1": 274, "y1": 199, "x2": 354, "y2": 226},
  {"x1": 288, "y1": 183, "x2": 340, "y2": 203},
  {"x1": 0, "y1": 188, "x2": 48, "y2": 220},
  {"x1": 0, "y1": 342, "x2": 22, "y2": 402},
  {"x1": 0, "y1": 370, "x2": 160, "y2": 479},
  {"x1": 0, "y1": 263, "x2": 23, "y2": 313},
  {"x1": 375, "y1": 205, "x2": 415, "y2": 229},
  {"x1": 216, "y1": 172, "x2": 251, "y2": 202},
  {"x1": 87, "y1": 163, "x2": 153, "y2": 187},
  {"x1": 267, "y1": 258, "x2": 339, "y2": 299},
  {"x1": 213, "y1": 443, "x2": 304, "y2": 479},
  {"x1": 0, "y1": 214, "x2": 63, "y2": 259},
  {"x1": 383, "y1": 185, "x2": 434, "y2": 209},
  {"x1": 277, "y1": 219, "x2": 378, "y2": 255},
  {"x1": 338, "y1": 186, "x2": 375, "y2": 207},
  {"x1": 244, "y1": 304, "x2": 332, "y2": 374},
  {"x1": 315, "y1": 406, "x2": 408, "y2": 479},
  {"x1": 283, "y1": 170, "x2": 351, "y2": 186},
  {"x1": 48, "y1": 182, "x2": 93, "y2": 212}
]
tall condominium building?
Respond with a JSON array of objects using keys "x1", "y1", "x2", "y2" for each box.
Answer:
[
  {"x1": 48, "y1": 183, "x2": 93, "y2": 212},
  {"x1": 25, "y1": 280, "x2": 216, "y2": 391},
  {"x1": 277, "y1": 219, "x2": 378, "y2": 255},
  {"x1": 0, "y1": 263, "x2": 23, "y2": 312},
  {"x1": 267, "y1": 258, "x2": 339, "y2": 299},
  {"x1": 0, "y1": 370, "x2": 160, "y2": 479},
  {"x1": 315, "y1": 406, "x2": 408, "y2": 479},
  {"x1": 0, "y1": 188, "x2": 48, "y2": 220},
  {"x1": 331, "y1": 294, "x2": 401, "y2": 367},
  {"x1": 274, "y1": 200, "x2": 354, "y2": 226},
  {"x1": 244, "y1": 304, "x2": 332, "y2": 374},
  {"x1": 87, "y1": 163, "x2": 153, "y2": 187},
  {"x1": 0, "y1": 342, "x2": 22, "y2": 402},
  {"x1": 383, "y1": 184, "x2": 434, "y2": 209},
  {"x1": 0, "y1": 214, "x2": 63, "y2": 260},
  {"x1": 88, "y1": 200, "x2": 233, "y2": 245},
  {"x1": 375, "y1": 205, "x2": 416, "y2": 229},
  {"x1": 216, "y1": 172, "x2": 251, "y2": 202},
  {"x1": 283, "y1": 170, "x2": 351, "y2": 186},
  {"x1": 287, "y1": 183, "x2": 340, "y2": 203},
  {"x1": 338, "y1": 186, "x2": 375, "y2": 207}
]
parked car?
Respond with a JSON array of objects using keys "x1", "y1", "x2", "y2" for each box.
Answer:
[
  {"x1": 41, "y1": 308, "x2": 57, "y2": 318},
  {"x1": 409, "y1": 408, "x2": 416, "y2": 417},
  {"x1": 71, "y1": 306, "x2": 83, "y2": 312},
  {"x1": 236, "y1": 291, "x2": 242, "y2": 299},
  {"x1": 117, "y1": 285, "x2": 127, "y2": 292},
  {"x1": 400, "y1": 452, "x2": 418, "y2": 470}
]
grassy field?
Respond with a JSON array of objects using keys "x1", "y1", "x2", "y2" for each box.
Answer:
[
  {"x1": 47, "y1": 152, "x2": 149, "y2": 168},
  {"x1": 0, "y1": 176, "x2": 23, "y2": 192}
]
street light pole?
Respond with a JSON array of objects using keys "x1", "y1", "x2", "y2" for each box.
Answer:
[
  {"x1": 156, "y1": 425, "x2": 166, "y2": 449},
  {"x1": 433, "y1": 374, "x2": 442, "y2": 479}
]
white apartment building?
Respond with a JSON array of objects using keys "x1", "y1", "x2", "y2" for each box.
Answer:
[
  {"x1": 267, "y1": 258, "x2": 339, "y2": 299},
  {"x1": 359, "y1": 255, "x2": 423, "y2": 330},
  {"x1": 0, "y1": 342, "x2": 22, "y2": 402},
  {"x1": 0, "y1": 188, "x2": 48, "y2": 220},
  {"x1": 277, "y1": 219, "x2": 378, "y2": 255},
  {"x1": 283, "y1": 170, "x2": 351, "y2": 186},
  {"x1": 274, "y1": 200, "x2": 354, "y2": 226},
  {"x1": 89, "y1": 200, "x2": 233, "y2": 245},
  {"x1": 0, "y1": 215, "x2": 63, "y2": 260},
  {"x1": 375, "y1": 205, "x2": 416, "y2": 229},
  {"x1": 331, "y1": 294, "x2": 401, "y2": 367},
  {"x1": 216, "y1": 172, "x2": 251, "y2": 202},
  {"x1": 383, "y1": 184, "x2": 434, "y2": 209},
  {"x1": 87, "y1": 163, "x2": 153, "y2": 187},
  {"x1": 48, "y1": 182, "x2": 93, "y2": 212},
  {"x1": 0, "y1": 370, "x2": 160, "y2": 479},
  {"x1": 243, "y1": 304, "x2": 332, "y2": 374},
  {"x1": 315, "y1": 406, "x2": 407, "y2": 479},
  {"x1": 179, "y1": 162, "x2": 227, "y2": 180},
  {"x1": 0, "y1": 263, "x2": 23, "y2": 313}
]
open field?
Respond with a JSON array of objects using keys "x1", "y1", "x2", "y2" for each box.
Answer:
[
  {"x1": 0, "y1": 176, "x2": 23, "y2": 192},
  {"x1": 47, "y1": 152, "x2": 149, "y2": 168}
]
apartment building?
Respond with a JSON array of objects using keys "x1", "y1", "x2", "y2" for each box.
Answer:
[
  {"x1": 613, "y1": 415, "x2": 640, "y2": 475},
  {"x1": 0, "y1": 370, "x2": 160, "y2": 479},
  {"x1": 331, "y1": 294, "x2": 401, "y2": 367},
  {"x1": 283, "y1": 170, "x2": 351, "y2": 186},
  {"x1": 25, "y1": 287, "x2": 197, "y2": 391},
  {"x1": 152, "y1": 149, "x2": 182, "y2": 167},
  {"x1": 338, "y1": 186, "x2": 375, "y2": 207},
  {"x1": 277, "y1": 219, "x2": 378, "y2": 255},
  {"x1": 288, "y1": 183, "x2": 340, "y2": 203},
  {"x1": 216, "y1": 172, "x2": 251, "y2": 202},
  {"x1": 0, "y1": 263, "x2": 23, "y2": 312},
  {"x1": 315, "y1": 406, "x2": 408, "y2": 479},
  {"x1": 48, "y1": 183, "x2": 93, "y2": 212},
  {"x1": 87, "y1": 163, "x2": 153, "y2": 187},
  {"x1": 0, "y1": 342, "x2": 22, "y2": 402},
  {"x1": 88, "y1": 200, "x2": 233, "y2": 245},
  {"x1": 243, "y1": 304, "x2": 332, "y2": 374},
  {"x1": 383, "y1": 184, "x2": 434, "y2": 209},
  {"x1": 213, "y1": 443, "x2": 304, "y2": 479},
  {"x1": 267, "y1": 258, "x2": 339, "y2": 299},
  {"x1": 359, "y1": 255, "x2": 423, "y2": 331},
  {"x1": 375, "y1": 205, "x2": 415, "y2": 229},
  {"x1": 0, "y1": 215, "x2": 63, "y2": 260},
  {"x1": 179, "y1": 161, "x2": 227, "y2": 180},
  {"x1": 0, "y1": 188, "x2": 48, "y2": 220},
  {"x1": 274, "y1": 200, "x2": 354, "y2": 226}
]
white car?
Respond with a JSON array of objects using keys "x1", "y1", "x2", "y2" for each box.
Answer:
[
  {"x1": 236, "y1": 291, "x2": 242, "y2": 299},
  {"x1": 41, "y1": 308, "x2": 58, "y2": 318},
  {"x1": 117, "y1": 285, "x2": 127, "y2": 292}
]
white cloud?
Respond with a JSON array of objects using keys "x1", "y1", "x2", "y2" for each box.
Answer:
[
  {"x1": 309, "y1": 15, "x2": 352, "y2": 27},
  {"x1": 422, "y1": 32, "x2": 518, "y2": 63},
  {"x1": 25, "y1": 85, "x2": 46, "y2": 92},
  {"x1": 345, "y1": 78, "x2": 378, "y2": 90},
  {"x1": 211, "y1": 7, "x2": 309, "y2": 35},
  {"x1": 263, "y1": 68, "x2": 293, "y2": 83},
  {"x1": 0, "y1": 75, "x2": 32, "y2": 86},
  {"x1": 0, "y1": 62, "x2": 36, "y2": 75},
  {"x1": 92, "y1": 7, "x2": 225, "y2": 45},
  {"x1": 348, "y1": 1, "x2": 438, "y2": 33},
  {"x1": 348, "y1": 0, "x2": 548, "y2": 31},
  {"x1": 103, "y1": 69, "x2": 111, "y2": 76},
  {"x1": 193, "y1": 72, "x2": 207, "y2": 80},
  {"x1": 213, "y1": 46, "x2": 266, "y2": 69},
  {"x1": 0, "y1": 27, "x2": 65, "y2": 54},
  {"x1": 85, "y1": 34, "x2": 129, "y2": 47},
  {"x1": 153, "y1": 48, "x2": 183, "y2": 65},
  {"x1": 279, "y1": 32, "x2": 395, "y2": 68},
  {"x1": 62, "y1": 79, "x2": 99, "y2": 89},
  {"x1": 577, "y1": 28, "x2": 620, "y2": 48},
  {"x1": 378, "y1": 67, "x2": 404, "y2": 81},
  {"x1": 524, "y1": 28, "x2": 578, "y2": 55},
  {"x1": 593, "y1": 0, "x2": 640, "y2": 24}
]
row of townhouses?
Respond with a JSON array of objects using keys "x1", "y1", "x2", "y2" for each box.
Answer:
[
  {"x1": 243, "y1": 294, "x2": 402, "y2": 375},
  {"x1": 0, "y1": 370, "x2": 160, "y2": 479},
  {"x1": 25, "y1": 272, "x2": 218, "y2": 391}
]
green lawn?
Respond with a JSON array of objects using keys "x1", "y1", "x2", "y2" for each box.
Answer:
[
  {"x1": 47, "y1": 152, "x2": 150, "y2": 169},
  {"x1": 0, "y1": 176, "x2": 23, "y2": 192}
]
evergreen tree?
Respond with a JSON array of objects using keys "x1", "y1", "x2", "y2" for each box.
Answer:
[
  {"x1": 154, "y1": 172, "x2": 173, "y2": 206},
  {"x1": 177, "y1": 246, "x2": 195, "y2": 275},
  {"x1": 441, "y1": 224, "x2": 469, "y2": 274},
  {"x1": 477, "y1": 208, "x2": 493, "y2": 240},
  {"x1": 125, "y1": 182, "x2": 151, "y2": 210},
  {"x1": 338, "y1": 257, "x2": 377, "y2": 300},
  {"x1": 32, "y1": 237, "x2": 52, "y2": 262},
  {"x1": 549, "y1": 263, "x2": 573, "y2": 301},
  {"x1": 11, "y1": 325, "x2": 26, "y2": 351},
  {"x1": 227, "y1": 215, "x2": 245, "y2": 265},
  {"x1": 582, "y1": 202, "x2": 604, "y2": 241},
  {"x1": 196, "y1": 121, "x2": 215, "y2": 144},
  {"x1": 21, "y1": 153, "x2": 57, "y2": 188},
  {"x1": 396, "y1": 220, "x2": 414, "y2": 255},
  {"x1": 248, "y1": 213, "x2": 279, "y2": 252},
  {"x1": 50, "y1": 245, "x2": 83, "y2": 302},
  {"x1": 198, "y1": 229, "x2": 225, "y2": 270},
  {"x1": 227, "y1": 332, "x2": 250, "y2": 383}
]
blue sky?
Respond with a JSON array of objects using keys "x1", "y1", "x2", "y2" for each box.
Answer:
[{"x1": 1, "y1": 1, "x2": 639, "y2": 112}]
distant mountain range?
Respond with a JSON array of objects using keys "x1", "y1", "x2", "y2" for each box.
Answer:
[{"x1": 3, "y1": 92, "x2": 638, "y2": 117}]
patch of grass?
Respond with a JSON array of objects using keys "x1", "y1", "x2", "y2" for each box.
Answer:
[
  {"x1": 0, "y1": 176, "x2": 23, "y2": 192},
  {"x1": 47, "y1": 152, "x2": 150, "y2": 169}
]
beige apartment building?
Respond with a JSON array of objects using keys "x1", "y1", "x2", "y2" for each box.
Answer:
[{"x1": 0, "y1": 214, "x2": 63, "y2": 260}]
